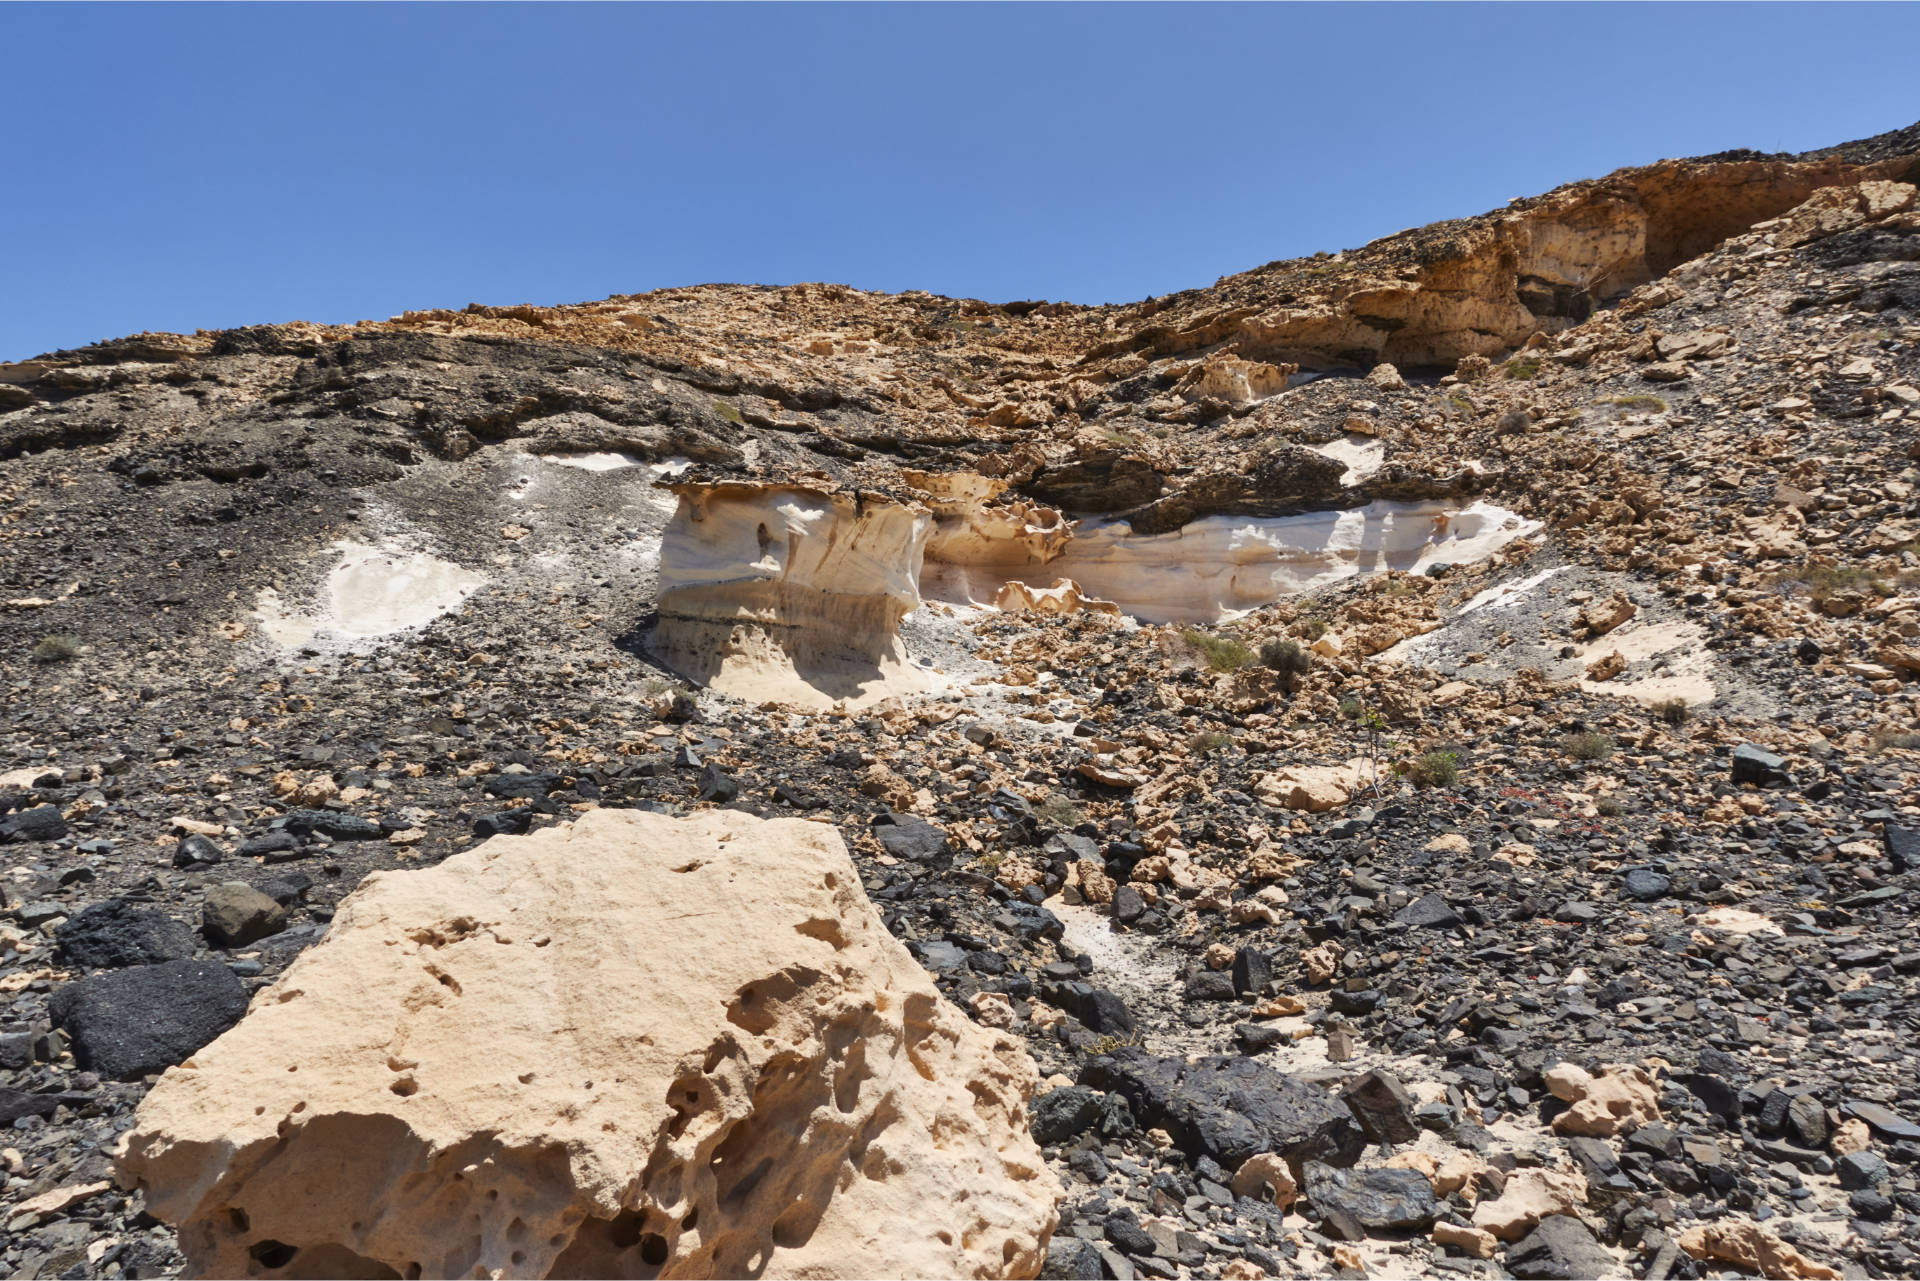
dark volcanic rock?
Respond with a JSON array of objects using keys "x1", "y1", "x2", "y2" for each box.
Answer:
[
  {"x1": 280, "y1": 809, "x2": 382, "y2": 840},
  {"x1": 1506, "y1": 1215, "x2": 1618, "y2": 1280},
  {"x1": 1231, "y1": 946, "x2": 1273, "y2": 996},
  {"x1": 1039, "y1": 1236, "x2": 1104, "y2": 1280},
  {"x1": 1394, "y1": 892, "x2": 1462, "y2": 929},
  {"x1": 1302, "y1": 1161, "x2": 1436, "y2": 1236},
  {"x1": 0, "y1": 803, "x2": 68, "y2": 843},
  {"x1": 1032, "y1": 1085, "x2": 1104, "y2": 1145},
  {"x1": 1081, "y1": 1050, "x2": 1365, "y2": 1170},
  {"x1": 1043, "y1": 982, "x2": 1134, "y2": 1035},
  {"x1": 873, "y1": 812, "x2": 949, "y2": 862},
  {"x1": 1731, "y1": 743, "x2": 1789, "y2": 786},
  {"x1": 171, "y1": 833, "x2": 224, "y2": 869},
  {"x1": 473, "y1": 810, "x2": 533, "y2": 838},
  {"x1": 1343, "y1": 1068, "x2": 1419, "y2": 1145},
  {"x1": 54, "y1": 898, "x2": 198, "y2": 969},
  {"x1": 47, "y1": 958, "x2": 250, "y2": 1080}
]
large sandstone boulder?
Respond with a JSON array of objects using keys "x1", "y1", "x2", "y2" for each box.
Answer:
[{"x1": 117, "y1": 808, "x2": 1060, "y2": 1279}]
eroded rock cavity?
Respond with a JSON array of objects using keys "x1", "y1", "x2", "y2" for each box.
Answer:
[
  {"x1": 116, "y1": 807, "x2": 1060, "y2": 1280},
  {"x1": 651, "y1": 481, "x2": 936, "y2": 709},
  {"x1": 651, "y1": 473, "x2": 1540, "y2": 701}
]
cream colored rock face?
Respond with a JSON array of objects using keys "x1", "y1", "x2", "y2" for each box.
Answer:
[
  {"x1": 652, "y1": 483, "x2": 937, "y2": 709},
  {"x1": 117, "y1": 809, "x2": 1060, "y2": 1280},
  {"x1": 1039, "y1": 501, "x2": 1541, "y2": 623}
]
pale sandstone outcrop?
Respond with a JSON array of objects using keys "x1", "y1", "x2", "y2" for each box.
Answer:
[
  {"x1": 991, "y1": 579, "x2": 1121, "y2": 618},
  {"x1": 1256, "y1": 758, "x2": 1374, "y2": 812},
  {"x1": 1433, "y1": 1221, "x2": 1497, "y2": 1259},
  {"x1": 907, "y1": 471, "x2": 1074, "y2": 607},
  {"x1": 1678, "y1": 1221, "x2": 1842, "y2": 1280},
  {"x1": 1040, "y1": 501, "x2": 1540, "y2": 624},
  {"x1": 653, "y1": 481, "x2": 936, "y2": 709},
  {"x1": 117, "y1": 808, "x2": 1060, "y2": 1279},
  {"x1": 1228, "y1": 1153, "x2": 1298, "y2": 1209},
  {"x1": 1542, "y1": 1063, "x2": 1660, "y2": 1137},
  {"x1": 1173, "y1": 355, "x2": 1294, "y2": 405},
  {"x1": 1470, "y1": 1167, "x2": 1588, "y2": 1241}
]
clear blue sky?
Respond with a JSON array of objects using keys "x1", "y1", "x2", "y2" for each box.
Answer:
[{"x1": 4, "y1": 2, "x2": 1917, "y2": 361}]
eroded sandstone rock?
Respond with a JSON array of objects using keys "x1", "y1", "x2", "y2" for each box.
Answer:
[
  {"x1": 1678, "y1": 1221, "x2": 1842, "y2": 1280},
  {"x1": 1542, "y1": 1063, "x2": 1660, "y2": 1137},
  {"x1": 1470, "y1": 1166, "x2": 1589, "y2": 1242},
  {"x1": 652, "y1": 480, "x2": 937, "y2": 709},
  {"x1": 117, "y1": 808, "x2": 1060, "y2": 1279}
]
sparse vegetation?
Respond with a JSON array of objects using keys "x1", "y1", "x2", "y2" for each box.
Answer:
[
  {"x1": 1297, "y1": 616, "x2": 1329, "y2": 641},
  {"x1": 1035, "y1": 793, "x2": 1086, "y2": 827},
  {"x1": 1260, "y1": 638, "x2": 1311, "y2": 673},
  {"x1": 1407, "y1": 749, "x2": 1460, "y2": 788},
  {"x1": 1595, "y1": 796, "x2": 1627, "y2": 818},
  {"x1": 1599, "y1": 394, "x2": 1668, "y2": 412},
  {"x1": 1181, "y1": 630, "x2": 1254, "y2": 673},
  {"x1": 1087, "y1": 1030, "x2": 1143, "y2": 1055},
  {"x1": 1871, "y1": 726, "x2": 1920, "y2": 753},
  {"x1": 1503, "y1": 356, "x2": 1542, "y2": 380},
  {"x1": 1564, "y1": 731, "x2": 1615, "y2": 762},
  {"x1": 31, "y1": 634, "x2": 81, "y2": 663},
  {"x1": 1651, "y1": 697, "x2": 1691, "y2": 726},
  {"x1": 710, "y1": 398, "x2": 744, "y2": 425},
  {"x1": 1764, "y1": 560, "x2": 1892, "y2": 602},
  {"x1": 1188, "y1": 729, "x2": 1234, "y2": 756},
  {"x1": 1338, "y1": 697, "x2": 1364, "y2": 722}
]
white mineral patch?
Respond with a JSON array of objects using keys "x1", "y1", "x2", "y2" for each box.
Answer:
[
  {"x1": 254, "y1": 541, "x2": 484, "y2": 651},
  {"x1": 1033, "y1": 500, "x2": 1540, "y2": 624},
  {"x1": 1457, "y1": 566, "x2": 1566, "y2": 614},
  {"x1": 535, "y1": 452, "x2": 693, "y2": 477},
  {"x1": 1308, "y1": 433, "x2": 1387, "y2": 483}
]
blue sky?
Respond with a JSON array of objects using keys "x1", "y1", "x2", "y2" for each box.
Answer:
[{"x1": 4, "y1": 2, "x2": 1917, "y2": 360}]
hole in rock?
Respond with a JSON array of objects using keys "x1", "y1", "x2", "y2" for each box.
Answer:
[
  {"x1": 607, "y1": 1211, "x2": 645, "y2": 1250},
  {"x1": 248, "y1": 1240, "x2": 300, "y2": 1270},
  {"x1": 227, "y1": 1208, "x2": 250, "y2": 1233},
  {"x1": 638, "y1": 1234, "x2": 670, "y2": 1267}
]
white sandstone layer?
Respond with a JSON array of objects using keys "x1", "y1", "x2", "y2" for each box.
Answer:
[
  {"x1": 117, "y1": 807, "x2": 1061, "y2": 1280},
  {"x1": 908, "y1": 471, "x2": 1075, "y2": 608},
  {"x1": 653, "y1": 482, "x2": 937, "y2": 709},
  {"x1": 1036, "y1": 500, "x2": 1541, "y2": 624}
]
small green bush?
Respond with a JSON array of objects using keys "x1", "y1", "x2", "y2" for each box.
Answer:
[
  {"x1": 1594, "y1": 796, "x2": 1627, "y2": 818},
  {"x1": 1408, "y1": 750, "x2": 1460, "y2": 788},
  {"x1": 1765, "y1": 560, "x2": 1886, "y2": 602},
  {"x1": 1599, "y1": 394, "x2": 1668, "y2": 412},
  {"x1": 31, "y1": 634, "x2": 81, "y2": 663},
  {"x1": 1651, "y1": 697, "x2": 1690, "y2": 726},
  {"x1": 1504, "y1": 356, "x2": 1542, "y2": 380},
  {"x1": 1871, "y1": 726, "x2": 1920, "y2": 753},
  {"x1": 1564, "y1": 731, "x2": 1615, "y2": 762},
  {"x1": 1035, "y1": 793, "x2": 1085, "y2": 827},
  {"x1": 1260, "y1": 638, "x2": 1312, "y2": 673},
  {"x1": 1338, "y1": 697, "x2": 1364, "y2": 722},
  {"x1": 1188, "y1": 729, "x2": 1234, "y2": 755},
  {"x1": 710, "y1": 398, "x2": 744, "y2": 425},
  {"x1": 1182, "y1": 629, "x2": 1253, "y2": 673}
]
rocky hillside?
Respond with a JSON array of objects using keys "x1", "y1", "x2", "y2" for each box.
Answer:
[{"x1": 2, "y1": 121, "x2": 1919, "y2": 1280}]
